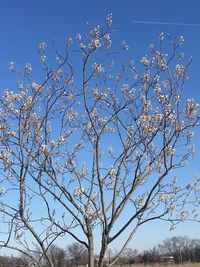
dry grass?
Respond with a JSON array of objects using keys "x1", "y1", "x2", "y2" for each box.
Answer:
[{"x1": 113, "y1": 264, "x2": 200, "y2": 267}]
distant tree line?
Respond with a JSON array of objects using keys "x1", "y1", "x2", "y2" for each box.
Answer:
[
  {"x1": 115, "y1": 236, "x2": 200, "y2": 265},
  {"x1": 0, "y1": 236, "x2": 200, "y2": 266},
  {"x1": 0, "y1": 242, "x2": 88, "y2": 267}
]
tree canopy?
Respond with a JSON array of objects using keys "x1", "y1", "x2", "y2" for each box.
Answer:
[{"x1": 0, "y1": 15, "x2": 199, "y2": 267}]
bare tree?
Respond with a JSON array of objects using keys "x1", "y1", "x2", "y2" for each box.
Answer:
[
  {"x1": 66, "y1": 242, "x2": 88, "y2": 266},
  {"x1": 0, "y1": 256, "x2": 10, "y2": 267},
  {"x1": 116, "y1": 247, "x2": 138, "y2": 265},
  {"x1": 147, "y1": 246, "x2": 160, "y2": 263},
  {"x1": 159, "y1": 236, "x2": 200, "y2": 263},
  {"x1": 0, "y1": 255, "x2": 28, "y2": 267},
  {"x1": 190, "y1": 238, "x2": 200, "y2": 262},
  {"x1": 159, "y1": 236, "x2": 186, "y2": 263},
  {"x1": 45, "y1": 245, "x2": 66, "y2": 267},
  {"x1": 0, "y1": 15, "x2": 199, "y2": 267}
]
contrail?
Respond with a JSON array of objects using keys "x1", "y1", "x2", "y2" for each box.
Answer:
[{"x1": 132, "y1": 20, "x2": 200, "y2": 27}]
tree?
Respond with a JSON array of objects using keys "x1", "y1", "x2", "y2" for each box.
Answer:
[
  {"x1": 0, "y1": 255, "x2": 28, "y2": 267},
  {"x1": 66, "y1": 242, "x2": 88, "y2": 266},
  {"x1": 190, "y1": 239, "x2": 200, "y2": 262},
  {"x1": 116, "y1": 247, "x2": 138, "y2": 265},
  {"x1": 46, "y1": 245, "x2": 66, "y2": 267},
  {"x1": 159, "y1": 236, "x2": 200, "y2": 263},
  {"x1": 0, "y1": 14, "x2": 199, "y2": 267},
  {"x1": 161, "y1": 236, "x2": 190, "y2": 263},
  {"x1": 0, "y1": 256, "x2": 10, "y2": 267},
  {"x1": 148, "y1": 246, "x2": 160, "y2": 263}
]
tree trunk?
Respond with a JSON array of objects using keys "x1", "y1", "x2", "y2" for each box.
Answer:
[
  {"x1": 98, "y1": 247, "x2": 107, "y2": 267},
  {"x1": 88, "y1": 235, "x2": 94, "y2": 267}
]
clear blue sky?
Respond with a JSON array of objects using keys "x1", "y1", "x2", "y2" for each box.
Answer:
[{"x1": 0, "y1": 0, "x2": 200, "y2": 252}]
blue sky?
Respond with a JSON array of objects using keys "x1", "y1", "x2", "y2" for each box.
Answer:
[{"x1": 0, "y1": 0, "x2": 200, "y2": 252}]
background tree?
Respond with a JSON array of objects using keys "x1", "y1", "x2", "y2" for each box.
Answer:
[
  {"x1": 190, "y1": 239, "x2": 200, "y2": 262},
  {"x1": 0, "y1": 256, "x2": 10, "y2": 267},
  {"x1": 118, "y1": 248, "x2": 138, "y2": 265},
  {"x1": 66, "y1": 242, "x2": 88, "y2": 267},
  {"x1": 45, "y1": 245, "x2": 66, "y2": 267},
  {"x1": 148, "y1": 246, "x2": 160, "y2": 263},
  {"x1": 0, "y1": 255, "x2": 28, "y2": 267},
  {"x1": 0, "y1": 15, "x2": 199, "y2": 267},
  {"x1": 159, "y1": 235, "x2": 189, "y2": 263},
  {"x1": 159, "y1": 236, "x2": 200, "y2": 263}
]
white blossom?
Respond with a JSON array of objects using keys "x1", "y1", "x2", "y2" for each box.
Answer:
[
  {"x1": 68, "y1": 93, "x2": 74, "y2": 101},
  {"x1": 32, "y1": 82, "x2": 42, "y2": 93},
  {"x1": 9, "y1": 61, "x2": 14, "y2": 71},
  {"x1": 108, "y1": 166, "x2": 115, "y2": 177},
  {"x1": 80, "y1": 43, "x2": 86, "y2": 49},
  {"x1": 39, "y1": 42, "x2": 46, "y2": 50},
  {"x1": 25, "y1": 63, "x2": 32, "y2": 74},
  {"x1": 153, "y1": 75, "x2": 159, "y2": 84},
  {"x1": 166, "y1": 146, "x2": 175, "y2": 156},
  {"x1": 93, "y1": 63, "x2": 105, "y2": 73},
  {"x1": 41, "y1": 55, "x2": 47, "y2": 63},
  {"x1": 58, "y1": 136, "x2": 65, "y2": 144},
  {"x1": 176, "y1": 64, "x2": 185, "y2": 76},
  {"x1": 185, "y1": 98, "x2": 199, "y2": 119},
  {"x1": 76, "y1": 33, "x2": 82, "y2": 41},
  {"x1": 159, "y1": 32, "x2": 164, "y2": 41},
  {"x1": 81, "y1": 162, "x2": 87, "y2": 177},
  {"x1": 121, "y1": 40, "x2": 129, "y2": 51},
  {"x1": 108, "y1": 145, "x2": 114, "y2": 155},
  {"x1": 188, "y1": 144, "x2": 195, "y2": 155},
  {"x1": 50, "y1": 140, "x2": 56, "y2": 148},
  {"x1": 187, "y1": 130, "x2": 194, "y2": 141},
  {"x1": 26, "y1": 96, "x2": 33, "y2": 105},
  {"x1": 179, "y1": 35, "x2": 184, "y2": 45},
  {"x1": 141, "y1": 56, "x2": 151, "y2": 67},
  {"x1": 107, "y1": 13, "x2": 112, "y2": 27},
  {"x1": 154, "y1": 84, "x2": 161, "y2": 94},
  {"x1": 93, "y1": 38, "x2": 101, "y2": 49},
  {"x1": 104, "y1": 33, "x2": 112, "y2": 48},
  {"x1": 66, "y1": 37, "x2": 73, "y2": 46}
]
